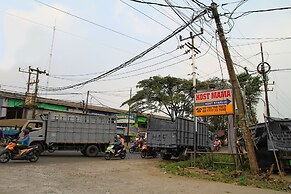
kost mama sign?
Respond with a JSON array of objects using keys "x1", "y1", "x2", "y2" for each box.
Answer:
[{"x1": 194, "y1": 89, "x2": 234, "y2": 116}]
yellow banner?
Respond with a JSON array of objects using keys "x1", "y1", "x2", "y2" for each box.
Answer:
[{"x1": 194, "y1": 89, "x2": 234, "y2": 116}]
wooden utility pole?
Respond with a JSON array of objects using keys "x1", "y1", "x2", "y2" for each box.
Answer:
[{"x1": 211, "y1": 2, "x2": 259, "y2": 174}]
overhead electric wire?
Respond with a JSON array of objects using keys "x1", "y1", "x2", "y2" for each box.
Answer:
[
  {"x1": 43, "y1": 10, "x2": 207, "y2": 91},
  {"x1": 100, "y1": 57, "x2": 190, "y2": 82},
  {"x1": 50, "y1": 48, "x2": 178, "y2": 78},
  {"x1": 229, "y1": 37, "x2": 291, "y2": 47},
  {"x1": 120, "y1": 0, "x2": 191, "y2": 63},
  {"x1": 167, "y1": 1, "x2": 227, "y2": 63},
  {"x1": 165, "y1": 0, "x2": 230, "y2": 79},
  {"x1": 121, "y1": 0, "x2": 173, "y2": 32},
  {"x1": 270, "y1": 68, "x2": 291, "y2": 72},
  {"x1": 128, "y1": 0, "x2": 196, "y2": 11},
  {"x1": 33, "y1": 0, "x2": 150, "y2": 45},
  {"x1": 107, "y1": 52, "x2": 187, "y2": 77},
  {"x1": 229, "y1": 36, "x2": 291, "y2": 40},
  {"x1": 228, "y1": 6, "x2": 291, "y2": 19},
  {"x1": 89, "y1": 94, "x2": 126, "y2": 112},
  {"x1": 4, "y1": 10, "x2": 142, "y2": 62}
]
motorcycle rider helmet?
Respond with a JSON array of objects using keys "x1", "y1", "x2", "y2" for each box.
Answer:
[{"x1": 22, "y1": 128, "x2": 30, "y2": 135}]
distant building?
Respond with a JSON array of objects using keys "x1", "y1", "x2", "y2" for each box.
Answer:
[{"x1": 0, "y1": 90, "x2": 125, "y2": 119}]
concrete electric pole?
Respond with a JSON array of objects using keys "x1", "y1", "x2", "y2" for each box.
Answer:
[
  {"x1": 19, "y1": 66, "x2": 47, "y2": 119},
  {"x1": 211, "y1": 2, "x2": 259, "y2": 174},
  {"x1": 179, "y1": 29, "x2": 203, "y2": 165},
  {"x1": 257, "y1": 43, "x2": 271, "y2": 117}
]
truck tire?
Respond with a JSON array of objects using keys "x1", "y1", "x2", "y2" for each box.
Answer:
[
  {"x1": 162, "y1": 154, "x2": 172, "y2": 160},
  {"x1": 30, "y1": 142, "x2": 44, "y2": 154},
  {"x1": 86, "y1": 145, "x2": 99, "y2": 157},
  {"x1": 81, "y1": 150, "x2": 87, "y2": 156}
]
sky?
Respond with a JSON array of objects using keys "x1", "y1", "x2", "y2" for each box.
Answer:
[{"x1": 0, "y1": 0, "x2": 290, "y2": 122}]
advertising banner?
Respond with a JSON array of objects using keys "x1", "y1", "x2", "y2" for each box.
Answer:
[
  {"x1": 116, "y1": 114, "x2": 136, "y2": 124},
  {"x1": 194, "y1": 89, "x2": 234, "y2": 116}
]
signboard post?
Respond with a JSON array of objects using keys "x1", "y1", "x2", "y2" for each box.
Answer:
[{"x1": 194, "y1": 89, "x2": 234, "y2": 116}]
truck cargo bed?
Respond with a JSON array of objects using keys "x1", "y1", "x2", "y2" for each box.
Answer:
[{"x1": 45, "y1": 113, "x2": 116, "y2": 144}]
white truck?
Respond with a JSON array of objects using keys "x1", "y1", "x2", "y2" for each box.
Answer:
[{"x1": 0, "y1": 113, "x2": 117, "y2": 157}]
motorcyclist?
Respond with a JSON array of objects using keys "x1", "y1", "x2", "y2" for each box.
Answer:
[
  {"x1": 0, "y1": 128, "x2": 3, "y2": 142},
  {"x1": 14, "y1": 128, "x2": 30, "y2": 156},
  {"x1": 212, "y1": 138, "x2": 222, "y2": 151},
  {"x1": 135, "y1": 134, "x2": 141, "y2": 148},
  {"x1": 114, "y1": 134, "x2": 125, "y2": 156}
]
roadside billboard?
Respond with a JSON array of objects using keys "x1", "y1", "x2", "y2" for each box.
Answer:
[
  {"x1": 116, "y1": 114, "x2": 136, "y2": 124},
  {"x1": 194, "y1": 89, "x2": 234, "y2": 116}
]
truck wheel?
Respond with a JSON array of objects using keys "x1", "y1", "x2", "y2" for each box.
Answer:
[
  {"x1": 86, "y1": 145, "x2": 99, "y2": 157},
  {"x1": 162, "y1": 154, "x2": 172, "y2": 160},
  {"x1": 30, "y1": 142, "x2": 44, "y2": 154}
]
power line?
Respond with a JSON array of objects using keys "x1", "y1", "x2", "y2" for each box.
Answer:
[
  {"x1": 121, "y1": 0, "x2": 173, "y2": 32},
  {"x1": 270, "y1": 68, "x2": 291, "y2": 72},
  {"x1": 229, "y1": 36, "x2": 291, "y2": 40},
  {"x1": 229, "y1": 37, "x2": 291, "y2": 47},
  {"x1": 107, "y1": 52, "x2": 187, "y2": 78},
  {"x1": 46, "y1": 49, "x2": 182, "y2": 83},
  {"x1": 128, "y1": 0, "x2": 196, "y2": 11},
  {"x1": 44, "y1": 10, "x2": 207, "y2": 91},
  {"x1": 33, "y1": 0, "x2": 150, "y2": 45},
  {"x1": 100, "y1": 57, "x2": 190, "y2": 82},
  {"x1": 228, "y1": 6, "x2": 291, "y2": 19}
]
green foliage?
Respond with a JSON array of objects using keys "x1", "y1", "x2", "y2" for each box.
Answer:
[
  {"x1": 122, "y1": 76, "x2": 194, "y2": 121},
  {"x1": 239, "y1": 175, "x2": 248, "y2": 186},
  {"x1": 195, "y1": 154, "x2": 236, "y2": 171},
  {"x1": 160, "y1": 158, "x2": 291, "y2": 192},
  {"x1": 237, "y1": 72, "x2": 262, "y2": 124},
  {"x1": 123, "y1": 73, "x2": 262, "y2": 124}
]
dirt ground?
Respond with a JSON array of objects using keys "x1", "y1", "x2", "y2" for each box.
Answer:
[{"x1": 0, "y1": 151, "x2": 289, "y2": 194}]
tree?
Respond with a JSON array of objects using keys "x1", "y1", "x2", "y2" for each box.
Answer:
[
  {"x1": 237, "y1": 72, "x2": 262, "y2": 124},
  {"x1": 122, "y1": 73, "x2": 262, "y2": 125},
  {"x1": 122, "y1": 76, "x2": 193, "y2": 121}
]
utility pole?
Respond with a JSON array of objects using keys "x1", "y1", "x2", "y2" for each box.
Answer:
[
  {"x1": 85, "y1": 90, "x2": 90, "y2": 114},
  {"x1": 179, "y1": 29, "x2": 203, "y2": 165},
  {"x1": 127, "y1": 88, "x2": 132, "y2": 146},
  {"x1": 257, "y1": 43, "x2": 271, "y2": 117},
  {"x1": 211, "y1": 2, "x2": 259, "y2": 174},
  {"x1": 180, "y1": 30, "x2": 203, "y2": 94},
  {"x1": 19, "y1": 66, "x2": 47, "y2": 119}
]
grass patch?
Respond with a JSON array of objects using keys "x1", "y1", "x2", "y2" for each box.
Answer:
[{"x1": 160, "y1": 154, "x2": 291, "y2": 192}]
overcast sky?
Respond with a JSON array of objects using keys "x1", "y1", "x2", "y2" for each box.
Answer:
[{"x1": 0, "y1": 0, "x2": 290, "y2": 122}]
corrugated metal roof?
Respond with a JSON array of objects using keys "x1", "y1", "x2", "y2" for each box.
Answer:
[
  {"x1": 0, "y1": 119, "x2": 28, "y2": 127},
  {"x1": 0, "y1": 90, "x2": 169, "y2": 120}
]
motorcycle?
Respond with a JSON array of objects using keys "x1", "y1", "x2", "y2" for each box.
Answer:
[
  {"x1": 140, "y1": 145, "x2": 157, "y2": 158},
  {"x1": 0, "y1": 140, "x2": 40, "y2": 163},
  {"x1": 104, "y1": 143, "x2": 126, "y2": 160},
  {"x1": 129, "y1": 141, "x2": 140, "y2": 153}
]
